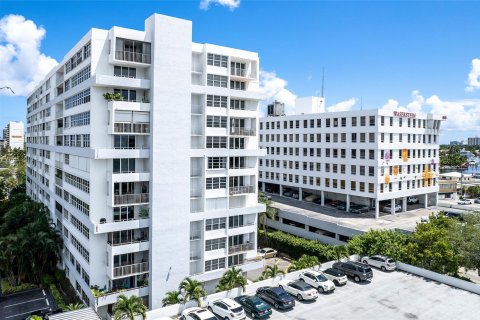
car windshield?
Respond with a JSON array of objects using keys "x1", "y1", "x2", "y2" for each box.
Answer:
[
  {"x1": 315, "y1": 274, "x2": 328, "y2": 282},
  {"x1": 232, "y1": 307, "x2": 243, "y2": 313},
  {"x1": 387, "y1": 259, "x2": 395, "y2": 263},
  {"x1": 278, "y1": 292, "x2": 291, "y2": 300}
]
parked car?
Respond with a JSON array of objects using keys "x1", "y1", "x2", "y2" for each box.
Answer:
[
  {"x1": 234, "y1": 295, "x2": 272, "y2": 319},
  {"x1": 327, "y1": 199, "x2": 340, "y2": 207},
  {"x1": 283, "y1": 189, "x2": 294, "y2": 197},
  {"x1": 444, "y1": 211, "x2": 464, "y2": 221},
  {"x1": 278, "y1": 279, "x2": 318, "y2": 301},
  {"x1": 180, "y1": 307, "x2": 217, "y2": 320},
  {"x1": 207, "y1": 298, "x2": 245, "y2": 320},
  {"x1": 298, "y1": 270, "x2": 335, "y2": 293},
  {"x1": 383, "y1": 203, "x2": 402, "y2": 213},
  {"x1": 257, "y1": 248, "x2": 277, "y2": 259},
  {"x1": 313, "y1": 197, "x2": 323, "y2": 204},
  {"x1": 349, "y1": 204, "x2": 369, "y2": 214},
  {"x1": 332, "y1": 261, "x2": 373, "y2": 283},
  {"x1": 336, "y1": 202, "x2": 349, "y2": 211},
  {"x1": 304, "y1": 194, "x2": 320, "y2": 202},
  {"x1": 256, "y1": 286, "x2": 295, "y2": 310},
  {"x1": 474, "y1": 198, "x2": 480, "y2": 204},
  {"x1": 458, "y1": 199, "x2": 472, "y2": 205},
  {"x1": 407, "y1": 196, "x2": 419, "y2": 204},
  {"x1": 322, "y1": 268, "x2": 348, "y2": 286},
  {"x1": 361, "y1": 255, "x2": 396, "y2": 271}
]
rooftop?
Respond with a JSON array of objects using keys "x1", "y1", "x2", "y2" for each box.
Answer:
[{"x1": 48, "y1": 308, "x2": 101, "y2": 320}]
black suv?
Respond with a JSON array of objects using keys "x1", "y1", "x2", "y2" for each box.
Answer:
[
  {"x1": 332, "y1": 261, "x2": 373, "y2": 282},
  {"x1": 256, "y1": 286, "x2": 295, "y2": 310}
]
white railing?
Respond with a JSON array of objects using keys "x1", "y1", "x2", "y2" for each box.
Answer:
[
  {"x1": 114, "y1": 123, "x2": 150, "y2": 134},
  {"x1": 230, "y1": 127, "x2": 255, "y2": 136},
  {"x1": 114, "y1": 193, "x2": 149, "y2": 205},
  {"x1": 229, "y1": 185, "x2": 255, "y2": 195},
  {"x1": 113, "y1": 262, "x2": 149, "y2": 278},
  {"x1": 231, "y1": 68, "x2": 246, "y2": 77},
  {"x1": 55, "y1": 177, "x2": 63, "y2": 186},
  {"x1": 228, "y1": 243, "x2": 254, "y2": 254},
  {"x1": 115, "y1": 51, "x2": 151, "y2": 64}
]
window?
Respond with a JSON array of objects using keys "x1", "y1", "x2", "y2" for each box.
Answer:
[
  {"x1": 229, "y1": 215, "x2": 245, "y2": 228},
  {"x1": 369, "y1": 116, "x2": 375, "y2": 126},
  {"x1": 66, "y1": 66, "x2": 90, "y2": 91},
  {"x1": 230, "y1": 99, "x2": 245, "y2": 110},
  {"x1": 208, "y1": 157, "x2": 227, "y2": 169},
  {"x1": 206, "y1": 177, "x2": 227, "y2": 189},
  {"x1": 351, "y1": 165, "x2": 356, "y2": 175},
  {"x1": 114, "y1": 66, "x2": 136, "y2": 78},
  {"x1": 206, "y1": 95, "x2": 228, "y2": 108},
  {"x1": 65, "y1": 173, "x2": 90, "y2": 193},
  {"x1": 352, "y1": 117, "x2": 357, "y2": 126},
  {"x1": 207, "y1": 53, "x2": 228, "y2": 67},
  {"x1": 113, "y1": 158, "x2": 136, "y2": 173},
  {"x1": 205, "y1": 257, "x2": 226, "y2": 272},
  {"x1": 68, "y1": 111, "x2": 90, "y2": 127},
  {"x1": 205, "y1": 237, "x2": 226, "y2": 251},
  {"x1": 71, "y1": 235, "x2": 89, "y2": 262},
  {"x1": 113, "y1": 89, "x2": 137, "y2": 101},
  {"x1": 64, "y1": 89, "x2": 90, "y2": 110},
  {"x1": 206, "y1": 136, "x2": 227, "y2": 148},
  {"x1": 206, "y1": 217, "x2": 226, "y2": 231},
  {"x1": 70, "y1": 215, "x2": 89, "y2": 239},
  {"x1": 207, "y1": 74, "x2": 228, "y2": 87},
  {"x1": 230, "y1": 80, "x2": 246, "y2": 90},
  {"x1": 206, "y1": 116, "x2": 227, "y2": 128}
]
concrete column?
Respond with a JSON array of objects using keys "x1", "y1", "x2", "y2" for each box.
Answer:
[
  {"x1": 321, "y1": 190, "x2": 325, "y2": 206},
  {"x1": 424, "y1": 193, "x2": 428, "y2": 208},
  {"x1": 402, "y1": 197, "x2": 407, "y2": 212},
  {"x1": 261, "y1": 182, "x2": 266, "y2": 192},
  {"x1": 434, "y1": 193, "x2": 438, "y2": 206},
  {"x1": 298, "y1": 187, "x2": 303, "y2": 201},
  {"x1": 346, "y1": 194, "x2": 350, "y2": 212},
  {"x1": 279, "y1": 184, "x2": 283, "y2": 196},
  {"x1": 375, "y1": 199, "x2": 379, "y2": 219},
  {"x1": 391, "y1": 198, "x2": 396, "y2": 215}
]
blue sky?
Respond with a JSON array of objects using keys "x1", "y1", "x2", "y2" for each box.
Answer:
[{"x1": 1, "y1": 0, "x2": 480, "y2": 143}]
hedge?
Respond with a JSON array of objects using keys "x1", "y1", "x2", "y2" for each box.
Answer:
[
  {"x1": 1, "y1": 280, "x2": 37, "y2": 294},
  {"x1": 261, "y1": 230, "x2": 332, "y2": 261},
  {"x1": 50, "y1": 284, "x2": 67, "y2": 311}
]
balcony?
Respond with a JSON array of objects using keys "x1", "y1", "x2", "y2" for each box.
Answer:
[
  {"x1": 230, "y1": 127, "x2": 256, "y2": 137},
  {"x1": 94, "y1": 147, "x2": 150, "y2": 159},
  {"x1": 115, "y1": 51, "x2": 151, "y2": 64},
  {"x1": 231, "y1": 68, "x2": 247, "y2": 77},
  {"x1": 114, "y1": 193, "x2": 149, "y2": 205},
  {"x1": 114, "y1": 123, "x2": 150, "y2": 134},
  {"x1": 228, "y1": 243, "x2": 254, "y2": 255},
  {"x1": 95, "y1": 284, "x2": 149, "y2": 307},
  {"x1": 55, "y1": 177, "x2": 63, "y2": 187},
  {"x1": 229, "y1": 185, "x2": 255, "y2": 195},
  {"x1": 113, "y1": 262, "x2": 149, "y2": 278}
]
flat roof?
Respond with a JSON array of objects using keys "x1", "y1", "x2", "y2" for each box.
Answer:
[{"x1": 48, "y1": 308, "x2": 101, "y2": 320}]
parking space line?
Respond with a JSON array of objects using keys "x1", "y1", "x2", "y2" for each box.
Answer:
[
  {"x1": 42, "y1": 289, "x2": 46, "y2": 296},
  {"x1": 46, "y1": 299, "x2": 50, "y2": 306},
  {"x1": 5, "y1": 307, "x2": 50, "y2": 319},
  {"x1": 4, "y1": 297, "x2": 45, "y2": 308}
]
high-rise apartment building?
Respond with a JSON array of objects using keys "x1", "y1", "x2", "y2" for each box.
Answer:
[
  {"x1": 467, "y1": 137, "x2": 480, "y2": 146},
  {"x1": 3, "y1": 121, "x2": 24, "y2": 149},
  {"x1": 259, "y1": 99, "x2": 445, "y2": 218},
  {"x1": 25, "y1": 13, "x2": 265, "y2": 316}
]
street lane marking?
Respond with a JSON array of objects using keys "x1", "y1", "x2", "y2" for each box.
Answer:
[
  {"x1": 4, "y1": 297, "x2": 45, "y2": 308},
  {"x1": 42, "y1": 289, "x2": 46, "y2": 296},
  {"x1": 5, "y1": 307, "x2": 50, "y2": 319}
]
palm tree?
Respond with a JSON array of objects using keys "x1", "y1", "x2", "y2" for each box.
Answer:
[
  {"x1": 179, "y1": 278, "x2": 207, "y2": 307},
  {"x1": 261, "y1": 260, "x2": 285, "y2": 279},
  {"x1": 113, "y1": 295, "x2": 147, "y2": 320},
  {"x1": 216, "y1": 266, "x2": 247, "y2": 293},
  {"x1": 64, "y1": 303, "x2": 85, "y2": 311},
  {"x1": 286, "y1": 255, "x2": 319, "y2": 273},
  {"x1": 162, "y1": 290, "x2": 183, "y2": 307},
  {"x1": 258, "y1": 193, "x2": 277, "y2": 243},
  {"x1": 330, "y1": 245, "x2": 350, "y2": 262}
]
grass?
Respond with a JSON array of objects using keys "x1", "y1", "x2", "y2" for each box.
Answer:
[{"x1": 1, "y1": 279, "x2": 37, "y2": 294}]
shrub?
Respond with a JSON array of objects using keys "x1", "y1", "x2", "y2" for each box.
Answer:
[
  {"x1": 1, "y1": 280, "x2": 37, "y2": 294},
  {"x1": 261, "y1": 230, "x2": 331, "y2": 261},
  {"x1": 41, "y1": 274, "x2": 54, "y2": 287},
  {"x1": 50, "y1": 284, "x2": 67, "y2": 311}
]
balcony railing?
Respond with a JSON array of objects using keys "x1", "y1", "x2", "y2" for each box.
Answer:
[
  {"x1": 55, "y1": 177, "x2": 63, "y2": 186},
  {"x1": 56, "y1": 127, "x2": 63, "y2": 135},
  {"x1": 229, "y1": 185, "x2": 255, "y2": 195},
  {"x1": 115, "y1": 51, "x2": 151, "y2": 64},
  {"x1": 108, "y1": 237, "x2": 149, "y2": 247},
  {"x1": 114, "y1": 193, "x2": 149, "y2": 205},
  {"x1": 113, "y1": 262, "x2": 149, "y2": 278},
  {"x1": 228, "y1": 243, "x2": 254, "y2": 254},
  {"x1": 113, "y1": 146, "x2": 150, "y2": 150},
  {"x1": 230, "y1": 127, "x2": 256, "y2": 136},
  {"x1": 228, "y1": 221, "x2": 255, "y2": 229},
  {"x1": 231, "y1": 68, "x2": 246, "y2": 77},
  {"x1": 114, "y1": 123, "x2": 150, "y2": 134}
]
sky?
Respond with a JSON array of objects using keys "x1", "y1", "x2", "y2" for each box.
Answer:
[{"x1": 1, "y1": 0, "x2": 480, "y2": 143}]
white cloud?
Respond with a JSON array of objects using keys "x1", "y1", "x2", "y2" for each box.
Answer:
[
  {"x1": 0, "y1": 14, "x2": 57, "y2": 96},
  {"x1": 466, "y1": 58, "x2": 480, "y2": 91},
  {"x1": 259, "y1": 70, "x2": 297, "y2": 115},
  {"x1": 199, "y1": 0, "x2": 240, "y2": 10},
  {"x1": 326, "y1": 98, "x2": 357, "y2": 112},
  {"x1": 380, "y1": 90, "x2": 425, "y2": 113},
  {"x1": 425, "y1": 95, "x2": 480, "y2": 131}
]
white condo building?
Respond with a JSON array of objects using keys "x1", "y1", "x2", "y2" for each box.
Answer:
[
  {"x1": 3, "y1": 121, "x2": 25, "y2": 149},
  {"x1": 25, "y1": 13, "x2": 265, "y2": 317},
  {"x1": 259, "y1": 98, "x2": 445, "y2": 219}
]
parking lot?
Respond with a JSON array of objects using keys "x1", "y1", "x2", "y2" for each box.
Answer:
[
  {"x1": 0, "y1": 288, "x2": 56, "y2": 320},
  {"x1": 249, "y1": 269, "x2": 479, "y2": 320}
]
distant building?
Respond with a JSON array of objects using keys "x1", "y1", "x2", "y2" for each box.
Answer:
[
  {"x1": 2, "y1": 121, "x2": 24, "y2": 149},
  {"x1": 467, "y1": 137, "x2": 480, "y2": 146},
  {"x1": 449, "y1": 140, "x2": 463, "y2": 145}
]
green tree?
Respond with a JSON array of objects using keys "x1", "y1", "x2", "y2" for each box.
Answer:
[
  {"x1": 216, "y1": 266, "x2": 247, "y2": 293},
  {"x1": 113, "y1": 295, "x2": 147, "y2": 320},
  {"x1": 447, "y1": 213, "x2": 480, "y2": 275},
  {"x1": 258, "y1": 193, "x2": 277, "y2": 243},
  {"x1": 286, "y1": 255, "x2": 319, "y2": 272},
  {"x1": 64, "y1": 303, "x2": 85, "y2": 311},
  {"x1": 329, "y1": 245, "x2": 350, "y2": 262},
  {"x1": 261, "y1": 261, "x2": 285, "y2": 279},
  {"x1": 347, "y1": 229, "x2": 410, "y2": 261},
  {"x1": 162, "y1": 290, "x2": 183, "y2": 307},
  {"x1": 179, "y1": 278, "x2": 207, "y2": 307}
]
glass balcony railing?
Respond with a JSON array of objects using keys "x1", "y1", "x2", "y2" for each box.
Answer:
[
  {"x1": 114, "y1": 193, "x2": 149, "y2": 205},
  {"x1": 230, "y1": 68, "x2": 246, "y2": 77},
  {"x1": 229, "y1": 185, "x2": 255, "y2": 195},
  {"x1": 230, "y1": 127, "x2": 256, "y2": 136},
  {"x1": 114, "y1": 123, "x2": 150, "y2": 134},
  {"x1": 115, "y1": 51, "x2": 151, "y2": 64},
  {"x1": 228, "y1": 243, "x2": 254, "y2": 254},
  {"x1": 113, "y1": 262, "x2": 149, "y2": 278}
]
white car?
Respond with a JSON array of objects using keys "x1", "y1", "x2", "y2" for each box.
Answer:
[
  {"x1": 257, "y1": 248, "x2": 277, "y2": 259},
  {"x1": 180, "y1": 307, "x2": 217, "y2": 320},
  {"x1": 298, "y1": 270, "x2": 336, "y2": 293},
  {"x1": 322, "y1": 268, "x2": 348, "y2": 286},
  {"x1": 458, "y1": 199, "x2": 472, "y2": 205},
  {"x1": 383, "y1": 204, "x2": 401, "y2": 213},
  {"x1": 207, "y1": 298, "x2": 245, "y2": 320},
  {"x1": 304, "y1": 194, "x2": 320, "y2": 202},
  {"x1": 278, "y1": 279, "x2": 318, "y2": 301},
  {"x1": 362, "y1": 255, "x2": 396, "y2": 271}
]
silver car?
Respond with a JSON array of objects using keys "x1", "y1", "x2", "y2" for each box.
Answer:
[{"x1": 362, "y1": 255, "x2": 396, "y2": 271}]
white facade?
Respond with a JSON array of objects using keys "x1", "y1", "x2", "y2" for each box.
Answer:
[
  {"x1": 3, "y1": 121, "x2": 24, "y2": 149},
  {"x1": 259, "y1": 105, "x2": 445, "y2": 218},
  {"x1": 25, "y1": 13, "x2": 265, "y2": 316}
]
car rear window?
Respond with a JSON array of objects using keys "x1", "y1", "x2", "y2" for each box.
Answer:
[
  {"x1": 232, "y1": 307, "x2": 243, "y2": 313},
  {"x1": 387, "y1": 259, "x2": 395, "y2": 263}
]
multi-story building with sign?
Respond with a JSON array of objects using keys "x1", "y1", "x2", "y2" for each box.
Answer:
[
  {"x1": 2, "y1": 121, "x2": 24, "y2": 149},
  {"x1": 259, "y1": 98, "x2": 445, "y2": 219},
  {"x1": 25, "y1": 13, "x2": 265, "y2": 316}
]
